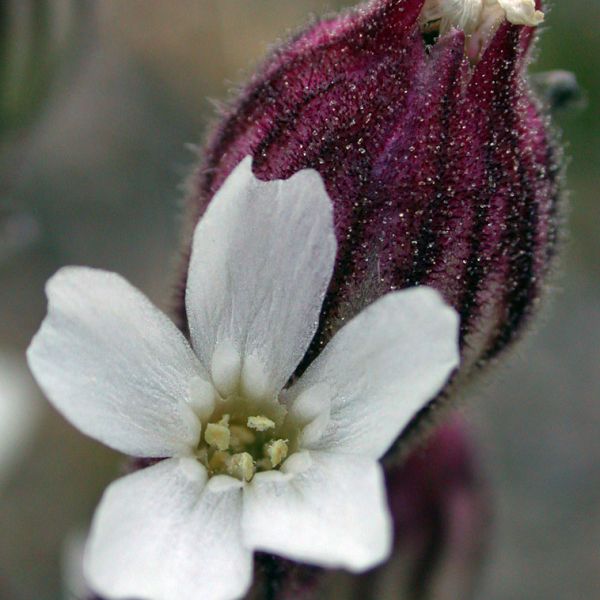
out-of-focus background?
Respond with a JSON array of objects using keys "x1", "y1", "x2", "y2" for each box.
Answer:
[{"x1": 0, "y1": 1, "x2": 598, "y2": 599}]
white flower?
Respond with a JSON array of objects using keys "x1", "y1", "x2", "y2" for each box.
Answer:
[
  {"x1": 27, "y1": 157, "x2": 460, "y2": 600},
  {"x1": 422, "y1": 0, "x2": 544, "y2": 32},
  {"x1": 421, "y1": 0, "x2": 544, "y2": 60}
]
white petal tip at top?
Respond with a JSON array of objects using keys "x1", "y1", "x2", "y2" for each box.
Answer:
[{"x1": 27, "y1": 156, "x2": 460, "y2": 600}]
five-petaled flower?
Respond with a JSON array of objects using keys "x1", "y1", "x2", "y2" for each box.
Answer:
[{"x1": 28, "y1": 158, "x2": 459, "y2": 600}]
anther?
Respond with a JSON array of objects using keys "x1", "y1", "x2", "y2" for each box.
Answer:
[
  {"x1": 247, "y1": 415, "x2": 275, "y2": 432},
  {"x1": 208, "y1": 450, "x2": 231, "y2": 473},
  {"x1": 228, "y1": 452, "x2": 255, "y2": 481},
  {"x1": 265, "y1": 439, "x2": 288, "y2": 468},
  {"x1": 205, "y1": 422, "x2": 230, "y2": 451},
  {"x1": 229, "y1": 425, "x2": 256, "y2": 451}
]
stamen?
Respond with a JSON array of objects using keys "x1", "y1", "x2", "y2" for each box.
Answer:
[
  {"x1": 205, "y1": 422, "x2": 230, "y2": 451},
  {"x1": 208, "y1": 450, "x2": 231, "y2": 472},
  {"x1": 194, "y1": 398, "x2": 297, "y2": 480},
  {"x1": 229, "y1": 424, "x2": 256, "y2": 451},
  {"x1": 265, "y1": 439, "x2": 288, "y2": 468},
  {"x1": 228, "y1": 452, "x2": 255, "y2": 482},
  {"x1": 247, "y1": 415, "x2": 275, "y2": 432}
]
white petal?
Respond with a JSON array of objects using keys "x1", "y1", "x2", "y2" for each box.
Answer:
[
  {"x1": 85, "y1": 458, "x2": 251, "y2": 600},
  {"x1": 289, "y1": 287, "x2": 460, "y2": 458},
  {"x1": 189, "y1": 376, "x2": 217, "y2": 421},
  {"x1": 27, "y1": 267, "x2": 206, "y2": 457},
  {"x1": 421, "y1": 0, "x2": 484, "y2": 33},
  {"x1": 186, "y1": 156, "x2": 336, "y2": 400},
  {"x1": 287, "y1": 384, "x2": 332, "y2": 448},
  {"x1": 243, "y1": 451, "x2": 391, "y2": 572},
  {"x1": 497, "y1": 0, "x2": 544, "y2": 26},
  {"x1": 444, "y1": 0, "x2": 483, "y2": 33}
]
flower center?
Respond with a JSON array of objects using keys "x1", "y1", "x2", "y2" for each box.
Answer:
[{"x1": 195, "y1": 400, "x2": 297, "y2": 482}]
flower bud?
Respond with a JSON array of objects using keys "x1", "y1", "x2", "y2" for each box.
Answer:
[{"x1": 182, "y1": 0, "x2": 562, "y2": 405}]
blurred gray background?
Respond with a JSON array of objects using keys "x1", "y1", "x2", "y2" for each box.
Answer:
[{"x1": 0, "y1": 1, "x2": 598, "y2": 599}]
